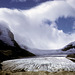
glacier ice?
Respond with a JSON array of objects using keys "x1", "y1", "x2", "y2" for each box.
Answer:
[{"x1": 1, "y1": 57, "x2": 75, "y2": 72}]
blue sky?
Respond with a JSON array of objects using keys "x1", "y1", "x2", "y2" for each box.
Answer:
[
  {"x1": 0, "y1": 0, "x2": 52, "y2": 9},
  {"x1": 56, "y1": 17, "x2": 75, "y2": 33}
]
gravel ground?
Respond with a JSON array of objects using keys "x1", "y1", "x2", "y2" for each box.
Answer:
[{"x1": 0, "y1": 71, "x2": 75, "y2": 75}]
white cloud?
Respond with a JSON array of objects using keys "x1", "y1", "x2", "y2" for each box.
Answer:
[
  {"x1": 0, "y1": 0, "x2": 75, "y2": 50},
  {"x1": 66, "y1": 0, "x2": 75, "y2": 9},
  {"x1": 54, "y1": 0, "x2": 75, "y2": 9},
  {"x1": 73, "y1": 21, "x2": 75, "y2": 30}
]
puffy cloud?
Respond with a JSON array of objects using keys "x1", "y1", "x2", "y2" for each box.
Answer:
[
  {"x1": 66, "y1": 0, "x2": 75, "y2": 9},
  {"x1": 0, "y1": 0, "x2": 75, "y2": 50},
  {"x1": 54, "y1": 0, "x2": 75, "y2": 9},
  {"x1": 73, "y1": 21, "x2": 75, "y2": 30}
]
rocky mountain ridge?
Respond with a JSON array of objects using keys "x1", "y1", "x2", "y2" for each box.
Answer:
[
  {"x1": 62, "y1": 41, "x2": 75, "y2": 51},
  {"x1": 0, "y1": 24, "x2": 35, "y2": 62}
]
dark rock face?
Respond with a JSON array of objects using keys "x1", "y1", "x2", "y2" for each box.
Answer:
[
  {"x1": 66, "y1": 54, "x2": 75, "y2": 62},
  {"x1": 61, "y1": 41, "x2": 75, "y2": 62},
  {"x1": 0, "y1": 64, "x2": 2, "y2": 70},
  {"x1": 67, "y1": 54, "x2": 75, "y2": 58},
  {"x1": 0, "y1": 39, "x2": 35, "y2": 62},
  {"x1": 0, "y1": 24, "x2": 35, "y2": 62},
  {"x1": 62, "y1": 42, "x2": 75, "y2": 51}
]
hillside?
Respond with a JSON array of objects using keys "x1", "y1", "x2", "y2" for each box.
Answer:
[
  {"x1": 0, "y1": 24, "x2": 35, "y2": 62},
  {"x1": 62, "y1": 41, "x2": 75, "y2": 51},
  {"x1": 61, "y1": 41, "x2": 75, "y2": 62}
]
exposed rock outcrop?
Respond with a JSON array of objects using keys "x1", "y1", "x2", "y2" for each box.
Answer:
[
  {"x1": 61, "y1": 41, "x2": 75, "y2": 62},
  {"x1": 0, "y1": 23, "x2": 35, "y2": 62},
  {"x1": 66, "y1": 54, "x2": 75, "y2": 62},
  {"x1": 62, "y1": 41, "x2": 75, "y2": 51}
]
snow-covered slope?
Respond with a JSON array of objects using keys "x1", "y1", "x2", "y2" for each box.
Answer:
[
  {"x1": 27, "y1": 48, "x2": 63, "y2": 56},
  {"x1": 1, "y1": 57, "x2": 75, "y2": 72},
  {"x1": 0, "y1": 22, "x2": 14, "y2": 46},
  {"x1": 62, "y1": 41, "x2": 75, "y2": 51},
  {"x1": 0, "y1": 23, "x2": 35, "y2": 62},
  {"x1": 60, "y1": 41, "x2": 75, "y2": 55},
  {"x1": 26, "y1": 42, "x2": 75, "y2": 56}
]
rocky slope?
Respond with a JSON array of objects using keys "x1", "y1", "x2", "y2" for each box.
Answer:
[
  {"x1": 0, "y1": 71, "x2": 75, "y2": 75},
  {"x1": 0, "y1": 24, "x2": 35, "y2": 62},
  {"x1": 62, "y1": 41, "x2": 75, "y2": 51},
  {"x1": 61, "y1": 41, "x2": 75, "y2": 62}
]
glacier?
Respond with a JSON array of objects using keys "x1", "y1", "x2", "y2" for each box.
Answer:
[{"x1": 1, "y1": 57, "x2": 75, "y2": 72}]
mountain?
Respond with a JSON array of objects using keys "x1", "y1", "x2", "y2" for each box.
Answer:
[
  {"x1": 0, "y1": 24, "x2": 35, "y2": 62},
  {"x1": 61, "y1": 41, "x2": 75, "y2": 55},
  {"x1": 61, "y1": 41, "x2": 75, "y2": 62},
  {"x1": 62, "y1": 41, "x2": 75, "y2": 51},
  {"x1": 26, "y1": 41, "x2": 75, "y2": 56}
]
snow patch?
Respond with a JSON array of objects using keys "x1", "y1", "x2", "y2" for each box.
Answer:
[{"x1": 0, "y1": 21, "x2": 14, "y2": 46}]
